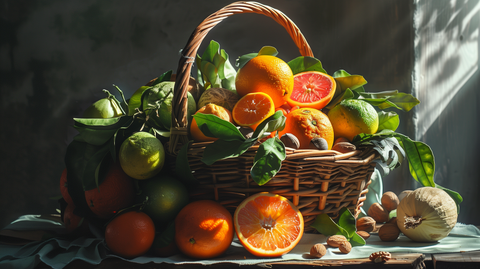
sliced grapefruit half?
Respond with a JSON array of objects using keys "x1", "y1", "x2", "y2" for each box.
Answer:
[
  {"x1": 285, "y1": 71, "x2": 336, "y2": 110},
  {"x1": 234, "y1": 192, "x2": 304, "y2": 257}
]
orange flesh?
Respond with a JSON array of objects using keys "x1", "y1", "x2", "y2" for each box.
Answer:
[
  {"x1": 233, "y1": 93, "x2": 274, "y2": 129},
  {"x1": 236, "y1": 195, "x2": 302, "y2": 252},
  {"x1": 291, "y1": 72, "x2": 333, "y2": 103}
]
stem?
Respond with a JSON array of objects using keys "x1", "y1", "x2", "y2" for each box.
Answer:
[{"x1": 112, "y1": 84, "x2": 127, "y2": 115}]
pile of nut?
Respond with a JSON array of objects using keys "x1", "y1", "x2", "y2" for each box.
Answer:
[
  {"x1": 357, "y1": 190, "x2": 411, "y2": 242},
  {"x1": 309, "y1": 235, "x2": 352, "y2": 258}
]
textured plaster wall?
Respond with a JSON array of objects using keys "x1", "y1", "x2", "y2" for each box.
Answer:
[
  {"x1": 5, "y1": 0, "x2": 468, "y2": 230},
  {"x1": 412, "y1": 0, "x2": 480, "y2": 224}
]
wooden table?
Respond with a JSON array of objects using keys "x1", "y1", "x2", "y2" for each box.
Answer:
[{"x1": 31, "y1": 253, "x2": 426, "y2": 269}]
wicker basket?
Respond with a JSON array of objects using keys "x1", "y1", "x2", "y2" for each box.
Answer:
[{"x1": 167, "y1": 1, "x2": 377, "y2": 232}]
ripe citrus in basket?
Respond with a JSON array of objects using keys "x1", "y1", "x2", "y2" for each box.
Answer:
[
  {"x1": 119, "y1": 131, "x2": 165, "y2": 180},
  {"x1": 175, "y1": 200, "x2": 234, "y2": 259},
  {"x1": 135, "y1": 174, "x2": 189, "y2": 226},
  {"x1": 190, "y1": 103, "x2": 234, "y2": 142},
  {"x1": 278, "y1": 108, "x2": 334, "y2": 149},
  {"x1": 285, "y1": 71, "x2": 336, "y2": 110},
  {"x1": 234, "y1": 192, "x2": 304, "y2": 257},
  {"x1": 327, "y1": 99, "x2": 379, "y2": 141},
  {"x1": 235, "y1": 55, "x2": 294, "y2": 108},
  {"x1": 105, "y1": 211, "x2": 155, "y2": 258},
  {"x1": 232, "y1": 92, "x2": 275, "y2": 131},
  {"x1": 84, "y1": 160, "x2": 136, "y2": 219}
]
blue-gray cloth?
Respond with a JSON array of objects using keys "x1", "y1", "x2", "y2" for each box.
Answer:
[{"x1": 1, "y1": 215, "x2": 479, "y2": 269}]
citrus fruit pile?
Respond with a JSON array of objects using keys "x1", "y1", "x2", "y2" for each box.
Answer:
[{"x1": 58, "y1": 41, "x2": 396, "y2": 260}]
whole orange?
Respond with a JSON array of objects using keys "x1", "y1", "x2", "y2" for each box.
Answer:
[
  {"x1": 63, "y1": 203, "x2": 86, "y2": 233},
  {"x1": 105, "y1": 211, "x2": 155, "y2": 258},
  {"x1": 190, "y1": 104, "x2": 234, "y2": 142},
  {"x1": 175, "y1": 200, "x2": 234, "y2": 259},
  {"x1": 235, "y1": 55, "x2": 293, "y2": 108},
  {"x1": 278, "y1": 108, "x2": 334, "y2": 149},
  {"x1": 84, "y1": 160, "x2": 136, "y2": 219}
]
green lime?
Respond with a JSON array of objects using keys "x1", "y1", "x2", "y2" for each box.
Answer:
[
  {"x1": 327, "y1": 99, "x2": 379, "y2": 141},
  {"x1": 119, "y1": 132, "x2": 165, "y2": 180},
  {"x1": 141, "y1": 81, "x2": 197, "y2": 130},
  {"x1": 136, "y1": 175, "x2": 189, "y2": 226}
]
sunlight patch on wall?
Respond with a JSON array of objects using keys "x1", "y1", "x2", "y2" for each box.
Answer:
[{"x1": 413, "y1": 0, "x2": 479, "y2": 140}]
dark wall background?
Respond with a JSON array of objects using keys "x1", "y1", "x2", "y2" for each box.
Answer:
[{"x1": 3, "y1": 0, "x2": 474, "y2": 229}]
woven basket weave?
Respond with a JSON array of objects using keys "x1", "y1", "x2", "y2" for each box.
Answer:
[{"x1": 168, "y1": 1, "x2": 377, "y2": 231}]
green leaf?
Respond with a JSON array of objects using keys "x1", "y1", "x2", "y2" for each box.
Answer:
[
  {"x1": 358, "y1": 91, "x2": 420, "y2": 111},
  {"x1": 82, "y1": 142, "x2": 111, "y2": 191},
  {"x1": 151, "y1": 70, "x2": 173, "y2": 86},
  {"x1": 334, "y1": 74, "x2": 367, "y2": 91},
  {"x1": 435, "y1": 184, "x2": 463, "y2": 214},
  {"x1": 201, "y1": 139, "x2": 255, "y2": 165},
  {"x1": 252, "y1": 111, "x2": 286, "y2": 138},
  {"x1": 201, "y1": 40, "x2": 220, "y2": 62},
  {"x1": 337, "y1": 208, "x2": 357, "y2": 238},
  {"x1": 151, "y1": 127, "x2": 171, "y2": 138},
  {"x1": 73, "y1": 116, "x2": 135, "y2": 146},
  {"x1": 310, "y1": 213, "x2": 348, "y2": 237},
  {"x1": 326, "y1": 88, "x2": 355, "y2": 110},
  {"x1": 236, "y1": 52, "x2": 257, "y2": 69},
  {"x1": 377, "y1": 111, "x2": 400, "y2": 132},
  {"x1": 394, "y1": 134, "x2": 435, "y2": 187},
  {"x1": 257, "y1": 46, "x2": 278, "y2": 56},
  {"x1": 251, "y1": 137, "x2": 286, "y2": 185},
  {"x1": 333, "y1": 69, "x2": 352, "y2": 78},
  {"x1": 128, "y1": 86, "x2": 151, "y2": 116},
  {"x1": 349, "y1": 231, "x2": 366, "y2": 247},
  {"x1": 287, "y1": 56, "x2": 326, "y2": 75},
  {"x1": 197, "y1": 40, "x2": 236, "y2": 91},
  {"x1": 175, "y1": 141, "x2": 198, "y2": 186},
  {"x1": 193, "y1": 113, "x2": 245, "y2": 141}
]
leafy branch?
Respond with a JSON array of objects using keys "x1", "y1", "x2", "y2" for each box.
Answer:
[{"x1": 188, "y1": 111, "x2": 286, "y2": 185}]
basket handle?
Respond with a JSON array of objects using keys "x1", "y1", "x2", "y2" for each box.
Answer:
[{"x1": 169, "y1": 1, "x2": 314, "y2": 154}]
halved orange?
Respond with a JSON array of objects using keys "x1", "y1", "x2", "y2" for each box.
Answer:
[
  {"x1": 285, "y1": 71, "x2": 336, "y2": 110},
  {"x1": 234, "y1": 192, "x2": 304, "y2": 257},
  {"x1": 232, "y1": 92, "x2": 275, "y2": 131}
]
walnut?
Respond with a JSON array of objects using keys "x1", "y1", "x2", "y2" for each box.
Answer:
[
  {"x1": 369, "y1": 251, "x2": 392, "y2": 263},
  {"x1": 339, "y1": 241, "x2": 352, "y2": 254},
  {"x1": 326, "y1": 235, "x2": 348, "y2": 247},
  {"x1": 309, "y1": 243, "x2": 327, "y2": 258},
  {"x1": 356, "y1": 216, "x2": 376, "y2": 232}
]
